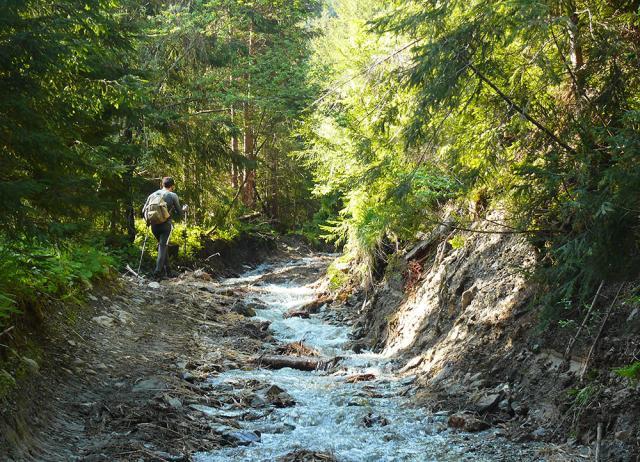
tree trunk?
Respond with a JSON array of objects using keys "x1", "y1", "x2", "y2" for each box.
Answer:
[
  {"x1": 122, "y1": 120, "x2": 136, "y2": 243},
  {"x1": 565, "y1": 1, "x2": 584, "y2": 91},
  {"x1": 242, "y1": 102, "x2": 255, "y2": 206},
  {"x1": 230, "y1": 104, "x2": 239, "y2": 189},
  {"x1": 242, "y1": 23, "x2": 255, "y2": 207}
]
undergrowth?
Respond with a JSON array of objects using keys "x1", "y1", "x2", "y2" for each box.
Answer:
[{"x1": 0, "y1": 237, "x2": 116, "y2": 327}]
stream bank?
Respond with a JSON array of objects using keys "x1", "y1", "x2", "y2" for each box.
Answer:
[
  {"x1": 350, "y1": 214, "x2": 640, "y2": 461},
  {"x1": 0, "y1": 238, "x2": 602, "y2": 461}
]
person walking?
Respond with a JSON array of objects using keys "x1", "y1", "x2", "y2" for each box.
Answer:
[{"x1": 142, "y1": 176, "x2": 187, "y2": 279}]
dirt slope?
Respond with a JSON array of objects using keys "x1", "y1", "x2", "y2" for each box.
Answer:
[{"x1": 352, "y1": 214, "x2": 640, "y2": 461}]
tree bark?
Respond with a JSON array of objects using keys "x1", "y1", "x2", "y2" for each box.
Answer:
[
  {"x1": 230, "y1": 104, "x2": 239, "y2": 189},
  {"x1": 242, "y1": 23, "x2": 256, "y2": 207},
  {"x1": 258, "y1": 355, "x2": 325, "y2": 371},
  {"x1": 565, "y1": 1, "x2": 584, "y2": 91}
]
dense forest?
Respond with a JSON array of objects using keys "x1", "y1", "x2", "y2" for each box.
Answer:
[{"x1": 2, "y1": 0, "x2": 640, "y2": 325}]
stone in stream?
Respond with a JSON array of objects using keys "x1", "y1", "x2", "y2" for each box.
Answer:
[
  {"x1": 231, "y1": 301, "x2": 256, "y2": 317},
  {"x1": 264, "y1": 384, "x2": 296, "y2": 408},
  {"x1": 224, "y1": 430, "x2": 261, "y2": 445},
  {"x1": 362, "y1": 412, "x2": 389, "y2": 427}
]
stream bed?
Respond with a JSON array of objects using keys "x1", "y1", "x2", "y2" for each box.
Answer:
[{"x1": 195, "y1": 256, "x2": 545, "y2": 462}]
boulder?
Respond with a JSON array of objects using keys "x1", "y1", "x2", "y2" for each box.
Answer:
[
  {"x1": 473, "y1": 393, "x2": 502, "y2": 413},
  {"x1": 231, "y1": 301, "x2": 256, "y2": 317},
  {"x1": 448, "y1": 413, "x2": 490, "y2": 432},
  {"x1": 265, "y1": 384, "x2": 296, "y2": 408}
]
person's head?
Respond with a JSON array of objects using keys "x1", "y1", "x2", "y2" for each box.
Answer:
[{"x1": 162, "y1": 176, "x2": 175, "y2": 191}]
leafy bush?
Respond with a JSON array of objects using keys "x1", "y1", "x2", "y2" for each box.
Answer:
[
  {"x1": 614, "y1": 362, "x2": 640, "y2": 383},
  {"x1": 0, "y1": 237, "x2": 115, "y2": 325}
]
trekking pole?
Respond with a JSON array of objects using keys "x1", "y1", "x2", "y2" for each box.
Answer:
[
  {"x1": 137, "y1": 226, "x2": 150, "y2": 275},
  {"x1": 183, "y1": 209, "x2": 188, "y2": 258}
]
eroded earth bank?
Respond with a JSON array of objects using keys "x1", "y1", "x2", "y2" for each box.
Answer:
[{"x1": 1, "y1": 236, "x2": 636, "y2": 461}]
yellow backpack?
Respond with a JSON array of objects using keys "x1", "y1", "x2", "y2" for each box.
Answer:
[{"x1": 145, "y1": 192, "x2": 170, "y2": 225}]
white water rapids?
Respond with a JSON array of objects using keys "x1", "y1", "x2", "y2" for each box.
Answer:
[{"x1": 194, "y1": 256, "x2": 543, "y2": 462}]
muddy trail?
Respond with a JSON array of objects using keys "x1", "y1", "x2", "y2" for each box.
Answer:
[{"x1": 3, "y1": 247, "x2": 563, "y2": 461}]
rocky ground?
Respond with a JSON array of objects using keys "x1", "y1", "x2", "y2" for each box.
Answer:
[
  {"x1": 0, "y1": 243, "x2": 327, "y2": 461},
  {"x1": 2, "y1": 232, "x2": 638, "y2": 461},
  {"x1": 349, "y1": 214, "x2": 640, "y2": 461}
]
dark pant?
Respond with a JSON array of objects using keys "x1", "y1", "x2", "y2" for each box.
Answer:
[{"x1": 151, "y1": 221, "x2": 173, "y2": 275}]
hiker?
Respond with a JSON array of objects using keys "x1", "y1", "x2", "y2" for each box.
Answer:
[{"x1": 142, "y1": 177, "x2": 187, "y2": 279}]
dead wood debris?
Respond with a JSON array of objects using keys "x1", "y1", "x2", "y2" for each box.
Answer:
[
  {"x1": 275, "y1": 341, "x2": 320, "y2": 357},
  {"x1": 277, "y1": 450, "x2": 338, "y2": 462}
]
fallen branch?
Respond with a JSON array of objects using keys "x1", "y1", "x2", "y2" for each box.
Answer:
[
  {"x1": 125, "y1": 264, "x2": 144, "y2": 279},
  {"x1": 0, "y1": 326, "x2": 15, "y2": 338},
  {"x1": 258, "y1": 354, "x2": 341, "y2": 372},
  {"x1": 258, "y1": 355, "x2": 323, "y2": 371},
  {"x1": 580, "y1": 283, "x2": 624, "y2": 381},
  {"x1": 564, "y1": 280, "x2": 604, "y2": 360},
  {"x1": 595, "y1": 422, "x2": 603, "y2": 462}
]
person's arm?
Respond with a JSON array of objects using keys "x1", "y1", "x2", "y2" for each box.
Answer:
[{"x1": 170, "y1": 193, "x2": 184, "y2": 221}]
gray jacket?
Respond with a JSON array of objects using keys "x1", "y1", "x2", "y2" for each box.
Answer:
[{"x1": 142, "y1": 189, "x2": 184, "y2": 222}]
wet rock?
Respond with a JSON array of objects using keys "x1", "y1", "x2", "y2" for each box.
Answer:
[
  {"x1": 275, "y1": 341, "x2": 320, "y2": 357},
  {"x1": 350, "y1": 341, "x2": 366, "y2": 354},
  {"x1": 265, "y1": 384, "x2": 296, "y2": 408},
  {"x1": 132, "y1": 377, "x2": 168, "y2": 393},
  {"x1": 362, "y1": 412, "x2": 389, "y2": 427},
  {"x1": 251, "y1": 394, "x2": 267, "y2": 408},
  {"x1": 277, "y1": 450, "x2": 337, "y2": 462},
  {"x1": 246, "y1": 301, "x2": 268, "y2": 311},
  {"x1": 345, "y1": 373, "x2": 376, "y2": 383},
  {"x1": 225, "y1": 430, "x2": 261, "y2": 445},
  {"x1": 283, "y1": 308, "x2": 310, "y2": 319},
  {"x1": 448, "y1": 413, "x2": 490, "y2": 432},
  {"x1": 231, "y1": 301, "x2": 256, "y2": 317}
]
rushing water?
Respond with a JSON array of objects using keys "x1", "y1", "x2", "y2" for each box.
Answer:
[{"x1": 195, "y1": 256, "x2": 542, "y2": 462}]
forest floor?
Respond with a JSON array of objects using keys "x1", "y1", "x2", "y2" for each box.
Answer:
[{"x1": 1, "y1": 240, "x2": 595, "y2": 461}]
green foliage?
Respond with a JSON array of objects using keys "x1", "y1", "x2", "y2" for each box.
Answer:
[
  {"x1": 0, "y1": 237, "x2": 115, "y2": 324},
  {"x1": 300, "y1": 0, "x2": 457, "y2": 285},
  {"x1": 372, "y1": 0, "x2": 640, "y2": 313},
  {"x1": 614, "y1": 362, "x2": 640, "y2": 383},
  {"x1": 448, "y1": 235, "x2": 466, "y2": 250},
  {"x1": 567, "y1": 384, "x2": 599, "y2": 406},
  {"x1": 327, "y1": 258, "x2": 351, "y2": 292}
]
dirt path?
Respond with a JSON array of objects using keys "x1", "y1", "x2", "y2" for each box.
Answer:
[{"x1": 1, "y1": 249, "x2": 311, "y2": 461}]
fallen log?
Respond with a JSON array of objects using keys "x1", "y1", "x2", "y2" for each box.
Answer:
[
  {"x1": 258, "y1": 355, "x2": 322, "y2": 371},
  {"x1": 257, "y1": 354, "x2": 342, "y2": 372},
  {"x1": 283, "y1": 309, "x2": 310, "y2": 319},
  {"x1": 299, "y1": 295, "x2": 332, "y2": 314}
]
